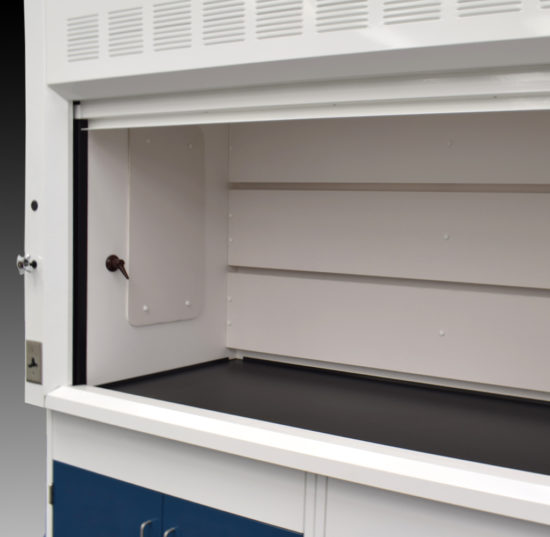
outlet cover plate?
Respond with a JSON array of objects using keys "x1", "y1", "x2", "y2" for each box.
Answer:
[{"x1": 26, "y1": 340, "x2": 42, "y2": 384}]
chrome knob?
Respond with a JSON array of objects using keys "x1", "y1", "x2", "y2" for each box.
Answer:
[{"x1": 17, "y1": 254, "x2": 38, "y2": 275}]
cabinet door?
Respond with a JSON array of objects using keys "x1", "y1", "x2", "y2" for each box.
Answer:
[
  {"x1": 325, "y1": 479, "x2": 550, "y2": 537},
  {"x1": 54, "y1": 461, "x2": 163, "y2": 537},
  {"x1": 163, "y1": 495, "x2": 301, "y2": 537}
]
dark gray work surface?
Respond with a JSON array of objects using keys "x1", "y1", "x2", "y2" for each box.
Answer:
[{"x1": 103, "y1": 358, "x2": 550, "y2": 475}]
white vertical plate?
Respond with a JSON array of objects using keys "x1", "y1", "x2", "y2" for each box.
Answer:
[{"x1": 128, "y1": 126, "x2": 205, "y2": 326}]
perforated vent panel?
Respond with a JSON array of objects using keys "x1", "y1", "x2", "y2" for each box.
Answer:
[
  {"x1": 54, "y1": 0, "x2": 550, "y2": 85},
  {"x1": 66, "y1": 14, "x2": 99, "y2": 62},
  {"x1": 457, "y1": 0, "x2": 522, "y2": 17},
  {"x1": 383, "y1": 0, "x2": 441, "y2": 25},
  {"x1": 256, "y1": 0, "x2": 303, "y2": 39},
  {"x1": 153, "y1": 0, "x2": 192, "y2": 51},
  {"x1": 108, "y1": 7, "x2": 144, "y2": 57},
  {"x1": 316, "y1": 0, "x2": 368, "y2": 32},
  {"x1": 203, "y1": 0, "x2": 246, "y2": 45}
]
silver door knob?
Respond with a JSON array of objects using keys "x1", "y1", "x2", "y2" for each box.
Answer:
[
  {"x1": 16, "y1": 254, "x2": 38, "y2": 275},
  {"x1": 163, "y1": 528, "x2": 177, "y2": 537}
]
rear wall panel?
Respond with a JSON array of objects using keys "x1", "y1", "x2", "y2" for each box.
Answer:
[
  {"x1": 227, "y1": 272, "x2": 550, "y2": 393},
  {"x1": 229, "y1": 114, "x2": 550, "y2": 184},
  {"x1": 229, "y1": 190, "x2": 550, "y2": 289}
]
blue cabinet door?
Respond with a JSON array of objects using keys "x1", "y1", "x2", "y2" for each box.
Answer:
[
  {"x1": 54, "y1": 461, "x2": 163, "y2": 537},
  {"x1": 163, "y1": 495, "x2": 302, "y2": 537}
]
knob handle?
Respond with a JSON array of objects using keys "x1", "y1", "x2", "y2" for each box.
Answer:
[
  {"x1": 17, "y1": 254, "x2": 38, "y2": 275},
  {"x1": 106, "y1": 255, "x2": 129, "y2": 280}
]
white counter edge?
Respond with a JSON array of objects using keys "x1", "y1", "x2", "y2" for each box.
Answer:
[{"x1": 45, "y1": 385, "x2": 550, "y2": 527}]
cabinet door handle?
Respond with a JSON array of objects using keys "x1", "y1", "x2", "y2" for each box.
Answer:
[
  {"x1": 163, "y1": 528, "x2": 177, "y2": 537},
  {"x1": 140, "y1": 520, "x2": 153, "y2": 537}
]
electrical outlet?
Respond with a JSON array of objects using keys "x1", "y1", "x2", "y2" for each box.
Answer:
[{"x1": 26, "y1": 340, "x2": 42, "y2": 384}]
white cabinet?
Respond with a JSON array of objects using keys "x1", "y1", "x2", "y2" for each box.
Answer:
[{"x1": 326, "y1": 479, "x2": 550, "y2": 537}]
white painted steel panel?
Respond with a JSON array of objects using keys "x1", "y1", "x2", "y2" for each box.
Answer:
[
  {"x1": 87, "y1": 126, "x2": 228, "y2": 385},
  {"x1": 79, "y1": 71, "x2": 550, "y2": 129},
  {"x1": 229, "y1": 190, "x2": 550, "y2": 289},
  {"x1": 85, "y1": 95, "x2": 550, "y2": 130},
  {"x1": 25, "y1": 0, "x2": 47, "y2": 406},
  {"x1": 128, "y1": 126, "x2": 204, "y2": 326},
  {"x1": 229, "y1": 114, "x2": 550, "y2": 184},
  {"x1": 227, "y1": 272, "x2": 550, "y2": 392},
  {"x1": 52, "y1": 413, "x2": 305, "y2": 532},
  {"x1": 25, "y1": 0, "x2": 73, "y2": 406},
  {"x1": 46, "y1": 0, "x2": 550, "y2": 101},
  {"x1": 46, "y1": 386, "x2": 550, "y2": 526},
  {"x1": 325, "y1": 479, "x2": 550, "y2": 537}
]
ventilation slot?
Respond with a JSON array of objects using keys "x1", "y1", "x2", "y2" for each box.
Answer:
[
  {"x1": 108, "y1": 7, "x2": 144, "y2": 57},
  {"x1": 540, "y1": 0, "x2": 550, "y2": 7},
  {"x1": 154, "y1": 0, "x2": 192, "y2": 51},
  {"x1": 203, "y1": 0, "x2": 245, "y2": 45},
  {"x1": 457, "y1": 0, "x2": 522, "y2": 17},
  {"x1": 316, "y1": 0, "x2": 368, "y2": 32},
  {"x1": 383, "y1": 0, "x2": 441, "y2": 24},
  {"x1": 67, "y1": 14, "x2": 99, "y2": 62},
  {"x1": 256, "y1": 0, "x2": 303, "y2": 39}
]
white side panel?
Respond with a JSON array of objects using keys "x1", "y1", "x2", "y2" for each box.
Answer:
[
  {"x1": 227, "y1": 272, "x2": 550, "y2": 393},
  {"x1": 229, "y1": 191, "x2": 550, "y2": 289},
  {"x1": 325, "y1": 479, "x2": 550, "y2": 537},
  {"x1": 87, "y1": 126, "x2": 228, "y2": 384},
  {"x1": 51, "y1": 412, "x2": 305, "y2": 532},
  {"x1": 24, "y1": 0, "x2": 47, "y2": 406},
  {"x1": 128, "y1": 127, "x2": 204, "y2": 326},
  {"x1": 229, "y1": 114, "x2": 550, "y2": 184},
  {"x1": 25, "y1": 0, "x2": 72, "y2": 406}
]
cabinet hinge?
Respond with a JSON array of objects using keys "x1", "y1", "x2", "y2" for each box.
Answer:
[{"x1": 48, "y1": 484, "x2": 54, "y2": 505}]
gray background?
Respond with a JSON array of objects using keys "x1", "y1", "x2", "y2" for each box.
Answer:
[{"x1": 0, "y1": 3, "x2": 46, "y2": 536}]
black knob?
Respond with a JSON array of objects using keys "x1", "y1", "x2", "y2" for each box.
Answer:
[{"x1": 106, "y1": 255, "x2": 129, "y2": 280}]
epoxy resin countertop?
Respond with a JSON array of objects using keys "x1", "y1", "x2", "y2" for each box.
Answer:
[{"x1": 103, "y1": 357, "x2": 550, "y2": 476}]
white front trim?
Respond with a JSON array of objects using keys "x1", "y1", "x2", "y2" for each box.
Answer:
[
  {"x1": 46, "y1": 385, "x2": 550, "y2": 527},
  {"x1": 78, "y1": 68, "x2": 550, "y2": 129}
]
